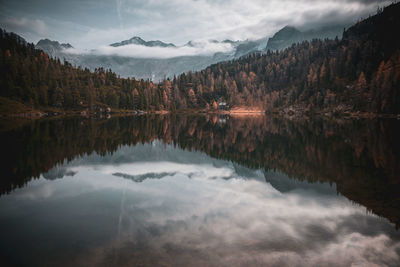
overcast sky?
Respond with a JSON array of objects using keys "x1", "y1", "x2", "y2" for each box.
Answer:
[{"x1": 0, "y1": 0, "x2": 391, "y2": 49}]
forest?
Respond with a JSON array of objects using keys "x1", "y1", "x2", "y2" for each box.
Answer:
[{"x1": 0, "y1": 2, "x2": 400, "y2": 114}]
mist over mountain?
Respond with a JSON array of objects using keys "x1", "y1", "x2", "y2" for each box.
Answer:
[
  {"x1": 36, "y1": 39, "x2": 73, "y2": 57},
  {"x1": 266, "y1": 25, "x2": 345, "y2": 51},
  {"x1": 4, "y1": 0, "x2": 398, "y2": 116},
  {"x1": 35, "y1": 37, "x2": 235, "y2": 81},
  {"x1": 110, "y1": 36, "x2": 176, "y2": 48},
  {"x1": 35, "y1": 24, "x2": 344, "y2": 81}
]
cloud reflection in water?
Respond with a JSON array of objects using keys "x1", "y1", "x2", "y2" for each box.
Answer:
[{"x1": 1, "y1": 143, "x2": 399, "y2": 266}]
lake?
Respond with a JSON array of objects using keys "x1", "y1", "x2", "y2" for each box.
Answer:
[{"x1": 0, "y1": 115, "x2": 399, "y2": 266}]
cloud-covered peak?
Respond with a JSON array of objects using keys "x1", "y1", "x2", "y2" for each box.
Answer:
[
  {"x1": 35, "y1": 38, "x2": 74, "y2": 57},
  {"x1": 36, "y1": 38, "x2": 73, "y2": 49},
  {"x1": 88, "y1": 39, "x2": 234, "y2": 59},
  {"x1": 0, "y1": 0, "x2": 390, "y2": 49},
  {"x1": 110, "y1": 36, "x2": 176, "y2": 48}
]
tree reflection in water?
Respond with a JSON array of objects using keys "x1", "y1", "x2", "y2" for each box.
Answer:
[{"x1": 1, "y1": 115, "x2": 399, "y2": 227}]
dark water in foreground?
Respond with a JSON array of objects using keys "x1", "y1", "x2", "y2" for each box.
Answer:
[{"x1": 0, "y1": 115, "x2": 400, "y2": 266}]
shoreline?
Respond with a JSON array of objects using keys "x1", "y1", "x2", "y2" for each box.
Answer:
[{"x1": 1, "y1": 105, "x2": 399, "y2": 120}]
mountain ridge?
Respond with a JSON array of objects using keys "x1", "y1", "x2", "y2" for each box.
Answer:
[
  {"x1": 110, "y1": 36, "x2": 176, "y2": 48},
  {"x1": 266, "y1": 24, "x2": 345, "y2": 51},
  {"x1": 2, "y1": 3, "x2": 399, "y2": 116},
  {"x1": 33, "y1": 24, "x2": 343, "y2": 81},
  {"x1": 36, "y1": 38, "x2": 73, "y2": 57}
]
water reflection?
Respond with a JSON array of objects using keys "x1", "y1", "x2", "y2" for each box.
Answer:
[
  {"x1": 0, "y1": 115, "x2": 400, "y2": 266},
  {"x1": 1, "y1": 115, "x2": 400, "y2": 225}
]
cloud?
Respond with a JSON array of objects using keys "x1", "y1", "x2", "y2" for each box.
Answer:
[
  {"x1": 3, "y1": 142, "x2": 400, "y2": 266},
  {"x1": 0, "y1": 0, "x2": 392, "y2": 49},
  {"x1": 74, "y1": 168, "x2": 400, "y2": 266},
  {"x1": 115, "y1": 0, "x2": 391, "y2": 43},
  {"x1": 115, "y1": 0, "x2": 124, "y2": 29},
  {"x1": 65, "y1": 40, "x2": 234, "y2": 59},
  {"x1": 0, "y1": 16, "x2": 48, "y2": 36}
]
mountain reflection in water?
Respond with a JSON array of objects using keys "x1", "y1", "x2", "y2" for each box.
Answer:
[{"x1": 0, "y1": 115, "x2": 399, "y2": 266}]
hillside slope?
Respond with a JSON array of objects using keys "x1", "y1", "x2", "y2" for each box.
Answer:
[
  {"x1": 163, "y1": 2, "x2": 400, "y2": 114},
  {"x1": 0, "y1": 3, "x2": 399, "y2": 115}
]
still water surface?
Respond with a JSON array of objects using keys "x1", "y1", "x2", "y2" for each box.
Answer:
[{"x1": 0, "y1": 115, "x2": 399, "y2": 266}]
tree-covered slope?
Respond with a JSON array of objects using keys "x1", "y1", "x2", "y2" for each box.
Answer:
[
  {"x1": 166, "y1": 2, "x2": 400, "y2": 113},
  {"x1": 0, "y1": 3, "x2": 399, "y2": 115},
  {"x1": 0, "y1": 29, "x2": 161, "y2": 112}
]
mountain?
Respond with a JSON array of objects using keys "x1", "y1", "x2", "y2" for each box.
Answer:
[
  {"x1": 191, "y1": 3, "x2": 400, "y2": 114},
  {"x1": 33, "y1": 24, "x2": 344, "y2": 81},
  {"x1": 48, "y1": 50, "x2": 233, "y2": 82},
  {"x1": 0, "y1": 29, "x2": 26, "y2": 45},
  {"x1": 35, "y1": 37, "x2": 235, "y2": 81},
  {"x1": 35, "y1": 39, "x2": 73, "y2": 57},
  {"x1": 266, "y1": 25, "x2": 345, "y2": 51},
  {"x1": 2, "y1": 3, "x2": 399, "y2": 116},
  {"x1": 266, "y1": 26, "x2": 302, "y2": 51},
  {"x1": 234, "y1": 37, "x2": 268, "y2": 57},
  {"x1": 32, "y1": 35, "x2": 269, "y2": 81},
  {"x1": 110, "y1": 36, "x2": 176, "y2": 47}
]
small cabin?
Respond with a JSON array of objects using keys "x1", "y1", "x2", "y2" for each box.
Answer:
[{"x1": 218, "y1": 102, "x2": 227, "y2": 110}]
